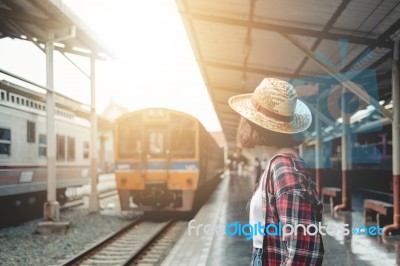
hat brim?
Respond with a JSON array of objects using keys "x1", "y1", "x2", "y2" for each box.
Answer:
[{"x1": 228, "y1": 93, "x2": 312, "y2": 134}]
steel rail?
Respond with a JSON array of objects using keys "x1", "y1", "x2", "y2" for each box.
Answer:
[
  {"x1": 60, "y1": 218, "x2": 175, "y2": 266},
  {"x1": 60, "y1": 217, "x2": 143, "y2": 266}
]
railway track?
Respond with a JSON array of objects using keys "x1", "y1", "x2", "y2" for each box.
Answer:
[{"x1": 60, "y1": 217, "x2": 187, "y2": 266}]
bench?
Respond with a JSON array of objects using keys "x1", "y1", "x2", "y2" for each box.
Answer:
[
  {"x1": 321, "y1": 187, "x2": 342, "y2": 211},
  {"x1": 364, "y1": 199, "x2": 393, "y2": 227}
]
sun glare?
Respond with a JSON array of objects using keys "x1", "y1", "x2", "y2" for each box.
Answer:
[{"x1": 61, "y1": 0, "x2": 222, "y2": 131}]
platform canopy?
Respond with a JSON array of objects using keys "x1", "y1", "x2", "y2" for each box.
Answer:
[
  {"x1": 0, "y1": 0, "x2": 110, "y2": 58},
  {"x1": 176, "y1": 0, "x2": 400, "y2": 148}
]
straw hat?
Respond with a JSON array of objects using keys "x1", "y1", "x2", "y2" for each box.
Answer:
[{"x1": 228, "y1": 77, "x2": 312, "y2": 134}]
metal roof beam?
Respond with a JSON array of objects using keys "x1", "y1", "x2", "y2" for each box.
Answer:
[
  {"x1": 0, "y1": 7, "x2": 65, "y2": 28},
  {"x1": 26, "y1": 0, "x2": 56, "y2": 19},
  {"x1": 204, "y1": 61, "x2": 297, "y2": 77},
  {"x1": 342, "y1": 18, "x2": 400, "y2": 73},
  {"x1": 204, "y1": 61, "x2": 341, "y2": 83},
  {"x1": 202, "y1": 60, "x2": 332, "y2": 83},
  {"x1": 187, "y1": 12, "x2": 392, "y2": 48},
  {"x1": 359, "y1": 50, "x2": 392, "y2": 72},
  {"x1": 54, "y1": 47, "x2": 106, "y2": 60},
  {"x1": 303, "y1": 99, "x2": 340, "y2": 131},
  {"x1": 294, "y1": 0, "x2": 351, "y2": 75},
  {"x1": 315, "y1": 60, "x2": 393, "y2": 101},
  {"x1": 0, "y1": 30, "x2": 105, "y2": 60},
  {"x1": 241, "y1": 0, "x2": 256, "y2": 85},
  {"x1": 0, "y1": 67, "x2": 91, "y2": 111},
  {"x1": 283, "y1": 33, "x2": 393, "y2": 121}
]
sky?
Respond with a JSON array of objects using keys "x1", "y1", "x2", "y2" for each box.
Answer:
[{"x1": 0, "y1": 0, "x2": 222, "y2": 131}]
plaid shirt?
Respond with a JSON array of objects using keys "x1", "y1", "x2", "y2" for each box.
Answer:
[{"x1": 260, "y1": 153, "x2": 324, "y2": 265}]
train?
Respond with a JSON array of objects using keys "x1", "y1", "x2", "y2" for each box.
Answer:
[
  {"x1": 301, "y1": 120, "x2": 394, "y2": 202},
  {"x1": 114, "y1": 108, "x2": 225, "y2": 212},
  {"x1": 0, "y1": 80, "x2": 92, "y2": 227},
  {"x1": 302, "y1": 121, "x2": 392, "y2": 170}
]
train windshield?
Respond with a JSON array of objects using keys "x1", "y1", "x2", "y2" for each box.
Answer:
[
  {"x1": 170, "y1": 115, "x2": 195, "y2": 158},
  {"x1": 147, "y1": 129, "x2": 166, "y2": 158},
  {"x1": 118, "y1": 115, "x2": 142, "y2": 159},
  {"x1": 117, "y1": 112, "x2": 196, "y2": 160}
]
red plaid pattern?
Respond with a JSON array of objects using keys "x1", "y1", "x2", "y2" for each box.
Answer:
[{"x1": 261, "y1": 154, "x2": 324, "y2": 265}]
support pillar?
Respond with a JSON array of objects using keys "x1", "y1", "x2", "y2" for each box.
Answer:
[
  {"x1": 334, "y1": 86, "x2": 352, "y2": 212},
  {"x1": 383, "y1": 40, "x2": 400, "y2": 235},
  {"x1": 99, "y1": 134, "x2": 106, "y2": 173},
  {"x1": 88, "y1": 56, "x2": 99, "y2": 213},
  {"x1": 43, "y1": 31, "x2": 59, "y2": 221},
  {"x1": 315, "y1": 99, "x2": 322, "y2": 194}
]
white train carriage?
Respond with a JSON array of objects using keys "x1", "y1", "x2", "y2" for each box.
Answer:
[{"x1": 0, "y1": 80, "x2": 91, "y2": 226}]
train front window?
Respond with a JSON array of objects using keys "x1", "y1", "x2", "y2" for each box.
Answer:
[
  {"x1": 119, "y1": 125, "x2": 142, "y2": 159},
  {"x1": 170, "y1": 115, "x2": 195, "y2": 158},
  {"x1": 118, "y1": 115, "x2": 143, "y2": 159},
  {"x1": 148, "y1": 131, "x2": 165, "y2": 157},
  {"x1": 170, "y1": 127, "x2": 195, "y2": 158}
]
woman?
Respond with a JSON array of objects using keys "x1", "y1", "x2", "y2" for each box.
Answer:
[{"x1": 228, "y1": 78, "x2": 324, "y2": 265}]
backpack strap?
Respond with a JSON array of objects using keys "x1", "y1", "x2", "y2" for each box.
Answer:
[
  {"x1": 260, "y1": 153, "x2": 288, "y2": 264},
  {"x1": 260, "y1": 154, "x2": 295, "y2": 222}
]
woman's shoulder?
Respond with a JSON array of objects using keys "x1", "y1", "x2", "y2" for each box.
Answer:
[
  {"x1": 268, "y1": 153, "x2": 312, "y2": 197},
  {"x1": 270, "y1": 153, "x2": 307, "y2": 173}
]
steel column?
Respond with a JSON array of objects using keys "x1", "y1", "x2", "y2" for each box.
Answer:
[
  {"x1": 43, "y1": 31, "x2": 59, "y2": 221},
  {"x1": 315, "y1": 99, "x2": 322, "y2": 194},
  {"x1": 88, "y1": 56, "x2": 99, "y2": 213},
  {"x1": 334, "y1": 87, "x2": 352, "y2": 212},
  {"x1": 383, "y1": 40, "x2": 400, "y2": 235},
  {"x1": 99, "y1": 134, "x2": 106, "y2": 173}
]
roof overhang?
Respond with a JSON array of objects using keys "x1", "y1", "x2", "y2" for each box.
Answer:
[
  {"x1": 176, "y1": 0, "x2": 400, "y2": 148},
  {"x1": 0, "y1": 0, "x2": 111, "y2": 59}
]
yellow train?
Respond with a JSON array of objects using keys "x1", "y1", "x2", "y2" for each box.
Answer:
[{"x1": 114, "y1": 108, "x2": 225, "y2": 211}]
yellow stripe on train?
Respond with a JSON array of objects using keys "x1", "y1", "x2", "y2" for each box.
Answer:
[{"x1": 115, "y1": 171, "x2": 199, "y2": 190}]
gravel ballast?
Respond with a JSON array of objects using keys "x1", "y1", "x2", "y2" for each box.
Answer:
[{"x1": 0, "y1": 208, "x2": 139, "y2": 266}]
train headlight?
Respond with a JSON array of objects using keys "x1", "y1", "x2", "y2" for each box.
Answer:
[
  {"x1": 121, "y1": 176, "x2": 127, "y2": 184},
  {"x1": 186, "y1": 177, "x2": 193, "y2": 186}
]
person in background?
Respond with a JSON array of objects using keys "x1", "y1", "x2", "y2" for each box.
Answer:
[
  {"x1": 229, "y1": 77, "x2": 324, "y2": 265},
  {"x1": 254, "y1": 157, "x2": 262, "y2": 185}
]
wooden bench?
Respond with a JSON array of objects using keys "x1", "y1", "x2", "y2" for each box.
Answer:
[
  {"x1": 364, "y1": 199, "x2": 393, "y2": 227},
  {"x1": 321, "y1": 187, "x2": 342, "y2": 211}
]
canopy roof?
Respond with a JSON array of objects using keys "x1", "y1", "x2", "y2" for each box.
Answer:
[
  {"x1": 0, "y1": 0, "x2": 110, "y2": 58},
  {"x1": 176, "y1": 0, "x2": 400, "y2": 147}
]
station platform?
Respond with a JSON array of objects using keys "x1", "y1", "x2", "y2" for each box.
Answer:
[{"x1": 162, "y1": 171, "x2": 400, "y2": 266}]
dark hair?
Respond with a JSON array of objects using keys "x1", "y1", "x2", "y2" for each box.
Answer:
[{"x1": 236, "y1": 117, "x2": 303, "y2": 148}]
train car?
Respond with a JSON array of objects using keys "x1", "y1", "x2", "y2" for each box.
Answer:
[
  {"x1": 301, "y1": 120, "x2": 393, "y2": 200},
  {"x1": 0, "y1": 80, "x2": 91, "y2": 227},
  {"x1": 114, "y1": 108, "x2": 224, "y2": 212},
  {"x1": 302, "y1": 122, "x2": 392, "y2": 171}
]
